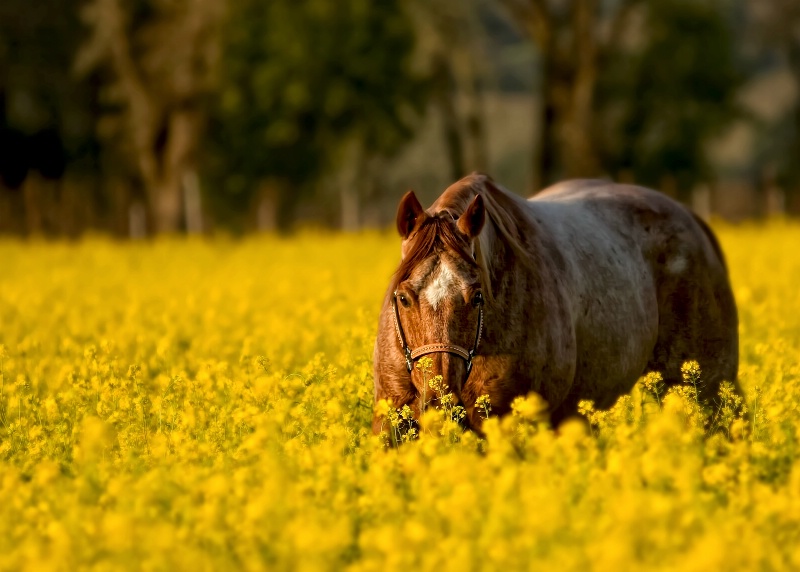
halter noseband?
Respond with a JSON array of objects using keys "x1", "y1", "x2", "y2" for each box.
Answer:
[{"x1": 391, "y1": 291, "x2": 484, "y2": 375}]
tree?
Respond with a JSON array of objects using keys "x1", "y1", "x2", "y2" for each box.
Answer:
[
  {"x1": 204, "y1": 0, "x2": 426, "y2": 232},
  {"x1": 498, "y1": 0, "x2": 742, "y2": 195},
  {"x1": 409, "y1": 0, "x2": 491, "y2": 181},
  {"x1": 747, "y1": 0, "x2": 800, "y2": 209},
  {"x1": 498, "y1": 0, "x2": 646, "y2": 190},
  {"x1": 76, "y1": 0, "x2": 223, "y2": 233},
  {"x1": 597, "y1": 0, "x2": 742, "y2": 200},
  {"x1": 0, "y1": 0, "x2": 99, "y2": 235}
]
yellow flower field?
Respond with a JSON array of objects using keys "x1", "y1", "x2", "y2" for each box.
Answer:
[{"x1": 1, "y1": 222, "x2": 800, "y2": 571}]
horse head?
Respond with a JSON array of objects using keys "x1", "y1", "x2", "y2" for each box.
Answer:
[{"x1": 388, "y1": 189, "x2": 487, "y2": 426}]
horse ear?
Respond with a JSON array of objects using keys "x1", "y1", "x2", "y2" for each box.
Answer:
[
  {"x1": 396, "y1": 191, "x2": 425, "y2": 238},
  {"x1": 457, "y1": 194, "x2": 485, "y2": 238}
]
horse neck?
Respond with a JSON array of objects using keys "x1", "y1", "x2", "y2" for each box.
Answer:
[
  {"x1": 486, "y1": 181, "x2": 540, "y2": 250},
  {"x1": 479, "y1": 212, "x2": 520, "y2": 299},
  {"x1": 432, "y1": 173, "x2": 543, "y2": 294},
  {"x1": 480, "y1": 192, "x2": 545, "y2": 306}
]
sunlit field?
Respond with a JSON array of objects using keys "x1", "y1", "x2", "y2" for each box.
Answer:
[{"x1": 1, "y1": 222, "x2": 800, "y2": 570}]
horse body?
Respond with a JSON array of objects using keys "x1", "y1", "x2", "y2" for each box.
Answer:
[{"x1": 373, "y1": 174, "x2": 738, "y2": 432}]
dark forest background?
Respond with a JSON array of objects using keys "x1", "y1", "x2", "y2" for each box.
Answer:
[{"x1": 1, "y1": 0, "x2": 798, "y2": 236}]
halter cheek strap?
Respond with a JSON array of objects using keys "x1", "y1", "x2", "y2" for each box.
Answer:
[{"x1": 391, "y1": 291, "x2": 484, "y2": 375}]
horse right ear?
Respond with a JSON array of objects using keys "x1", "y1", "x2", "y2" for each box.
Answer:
[
  {"x1": 457, "y1": 194, "x2": 485, "y2": 238},
  {"x1": 396, "y1": 191, "x2": 425, "y2": 238}
]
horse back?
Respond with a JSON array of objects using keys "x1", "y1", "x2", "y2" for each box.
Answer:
[
  {"x1": 528, "y1": 180, "x2": 739, "y2": 412},
  {"x1": 530, "y1": 180, "x2": 728, "y2": 278}
]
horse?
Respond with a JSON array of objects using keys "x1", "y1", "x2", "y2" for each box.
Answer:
[{"x1": 372, "y1": 172, "x2": 739, "y2": 433}]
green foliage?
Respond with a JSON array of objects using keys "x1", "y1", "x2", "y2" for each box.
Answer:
[
  {"x1": 0, "y1": 0, "x2": 99, "y2": 173},
  {"x1": 598, "y1": 0, "x2": 743, "y2": 197},
  {"x1": 204, "y1": 0, "x2": 427, "y2": 230}
]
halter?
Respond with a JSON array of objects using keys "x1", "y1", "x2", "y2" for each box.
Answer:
[{"x1": 391, "y1": 291, "x2": 484, "y2": 375}]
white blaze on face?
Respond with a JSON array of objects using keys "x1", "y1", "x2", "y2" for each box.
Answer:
[{"x1": 421, "y1": 259, "x2": 458, "y2": 310}]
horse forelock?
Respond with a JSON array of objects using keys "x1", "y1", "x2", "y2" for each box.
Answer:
[{"x1": 391, "y1": 214, "x2": 477, "y2": 294}]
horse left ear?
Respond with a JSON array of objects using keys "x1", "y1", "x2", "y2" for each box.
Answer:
[
  {"x1": 396, "y1": 190, "x2": 425, "y2": 238},
  {"x1": 457, "y1": 194, "x2": 485, "y2": 238}
]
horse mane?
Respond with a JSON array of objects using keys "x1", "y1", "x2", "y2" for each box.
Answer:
[
  {"x1": 471, "y1": 175, "x2": 535, "y2": 260},
  {"x1": 391, "y1": 173, "x2": 535, "y2": 299}
]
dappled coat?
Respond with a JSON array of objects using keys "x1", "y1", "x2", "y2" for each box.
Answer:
[{"x1": 373, "y1": 173, "x2": 739, "y2": 433}]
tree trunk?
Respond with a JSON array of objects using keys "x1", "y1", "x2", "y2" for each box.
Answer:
[
  {"x1": 140, "y1": 109, "x2": 198, "y2": 234},
  {"x1": 501, "y1": 0, "x2": 619, "y2": 192},
  {"x1": 455, "y1": 10, "x2": 489, "y2": 174},
  {"x1": 788, "y1": 52, "x2": 800, "y2": 210},
  {"x1": 463, "y1": 64, "x2": 489, "y2": 173},
  {"x1": 129, "y1": 201, "x2": 147, "y2": 239},
  {"x1": 256, "y1": 178, "x2": 295, "y2": 233},
  {"x1": 151, "y1": 179, "x2": 183, "y2": 233},
  {"x1": 183, "y1": 170, "x2": 203, "y2": 234},
  {"x1": 78, "y1": 0, "x2": 211, "y2": 236},
  {"x1": 562, "y1": 0, "x2": 599, "y2": 178},
  {"x1": 533, "y1": 45, "x2": 561, "y2": 192},
  {"x1": 338, "y1": 138, "x2": 363, "y2": 232},
  {"x1": 340, "y1": 184, "x2": 360, "y2": 232},
  {"x1": 433, "y1": 54, "x2": 465, "y2": 182},
  {"x1": 256, "y1": 180, "x2": 279, "y2": 232}
]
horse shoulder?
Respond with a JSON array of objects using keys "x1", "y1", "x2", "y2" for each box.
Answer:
[{"x1": 506, "y1": 208, "x2": 580, "y2": 409}]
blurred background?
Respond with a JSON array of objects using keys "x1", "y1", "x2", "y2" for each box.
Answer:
[{"x1": 0, "y1": 0, "x2": 798, "y2": 236}]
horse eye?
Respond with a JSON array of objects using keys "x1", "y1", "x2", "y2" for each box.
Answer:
[
  {"x1": 472, "y1": 291, "x2": 484, "y2": 307},
  {"x1": 398, "y1": 294, "x2": 410, "y2": 308}
]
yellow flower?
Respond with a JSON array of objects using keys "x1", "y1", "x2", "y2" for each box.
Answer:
[
  {"x1": 374, "y1": 398, "x2": 393, "y2": 419},
  {"x1": 511, "y1": 393, "x2": 549, "y2": 422},
  {"x1": 681, "y1": 360, "x2": 702, "y2": 383}
]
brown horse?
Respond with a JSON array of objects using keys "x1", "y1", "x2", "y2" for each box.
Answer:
[{"x1": 372, "y1": 173, "x2": 739, "y2": 433}]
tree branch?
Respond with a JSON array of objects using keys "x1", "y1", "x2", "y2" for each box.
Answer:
[
  {"x1": 78, "y1": 0, "x2": 159, "y2": 186},
  {"x1": 600, "y1": 0, "x2": 645, "y2": 55},
  {"x1": 498, "y1": 0, "x2": 552, "y2": 52}
]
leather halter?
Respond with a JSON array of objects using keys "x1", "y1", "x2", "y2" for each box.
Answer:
[{"x1": 391, "y1": 291, "x2": 484, "y2": 375}]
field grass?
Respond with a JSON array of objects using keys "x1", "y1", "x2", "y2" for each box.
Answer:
[{"x1": 1, "y1": 222, "x2": 799, "y2": 570}]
